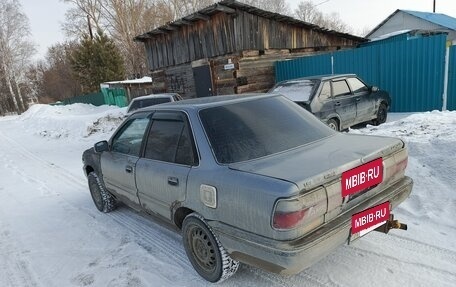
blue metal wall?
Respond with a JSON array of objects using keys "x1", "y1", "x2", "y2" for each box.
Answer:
[
  {"x1": 275, "y1": 34, "x2": 448, "y2": 112},
  {"x1": 448, "y1": 45, "x2": 456, "y2": 110},
  {"x1": 275, "y1": 53, "x2": 332, "y2": 82}
]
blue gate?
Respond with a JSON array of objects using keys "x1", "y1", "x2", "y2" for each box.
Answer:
[{"x1": 275, "y1": 34, "x2": 448, "y2": 112}]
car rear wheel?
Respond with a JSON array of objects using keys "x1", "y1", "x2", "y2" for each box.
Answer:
[
  {"x1": 182, "y1": 213, "x2": 239, "y2": 283},
  {"x1": 88, "y1": 172, "x2": 116, "y2": 213},
  {"x1": 373, "y1": 103, "x2": 387, "y2": 125},
  {"x1": 327, "y1": 118, "x2": 339, "y2": 131}
]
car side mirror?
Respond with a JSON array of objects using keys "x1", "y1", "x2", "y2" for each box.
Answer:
[
  {"x1": 371, "y1": 86, "x2": 379, "y2": 93},
  {"x1": 94, "y1": 140, "x2": 109, "y2": 153}
]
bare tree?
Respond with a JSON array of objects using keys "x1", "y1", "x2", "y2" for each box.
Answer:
[
  {"x1": 294, "y1": 0, "x2": 352, "y2": 33},
  {"x1": 61, "y1": 0, "x2": 175, "y2": 77},
  {"x1": 294, "y1": 0, "x2": 323, "y2": 24},
  {"x1": 98, "y1": 0, "x2": 172, "y2": 77},
  {"x1": 240, "y1": 0, "x2": 291, "y2": 15},
  {"x1": 0, "y1": 0, "x2": 36, "y2": 114},
  {"x1": 61, "y1": 0, "x2": 105, "y2": 39},
  {"x1": 25, "y1": 62, "x2": 45, "y2": 104},
  {"x1": 42, "y1": 42, "x2": 82, "y2": 101},
  {"x1": 162, "y1": 0, "x2": 215, "y2": 19}
]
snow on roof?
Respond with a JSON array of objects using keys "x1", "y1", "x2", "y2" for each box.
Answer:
[
  {"x1": 368, "y1": 30, "x2": 412, "y2": 42},
  {"x1": 101, "y1": 76, "x2": 152, "y2": 88}
]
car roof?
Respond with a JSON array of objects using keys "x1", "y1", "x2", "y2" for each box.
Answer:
[
  {"x1": 131, "y1": 93, "x2": 176, "y2": 101},
  {"x1": 135, "y1": 93, "x2": 278, "y2": 113},
  {"x1": 276, "y1": 74, "x2": 357, "y2": 84}
]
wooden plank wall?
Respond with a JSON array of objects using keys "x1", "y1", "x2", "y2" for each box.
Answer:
[
  {"x1": 165, "y1": 63, "x2": 196, "y2": 98},
  {"x1": 152, "y1": 47, "x2": 340, "y2": 99},
  {"x1": 212, "y1": 48, "x2": 333, "y2": 95},
  {"x1": 150, "y1": 63, "x2": 196, "y2": 99},
  {"x1": 234, "y1": 11, "x2": 357, "y2": 51},
  {"x1": 143, "y1": 10, "x2": 361, "y2": 71}
]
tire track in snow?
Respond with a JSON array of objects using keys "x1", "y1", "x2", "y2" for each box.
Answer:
[
  {"x1": 2, "y1": 130, "x2": 455, "y2": 286},
  {"x1": 0, "y1": 131, "x2": 197, "y2": 275},
  {"x1": 388, "y1": 233, "x2": 456, "y2": 261},
  {"x1": 0, "y1": 221, "x2": 40, "y2": 287},
  {"x1": 347, "y1": 245, "x2": 456, "y2": 278},
  {"x1": 109, "y1": 211, "x2": 190, "y2": 268},
  {"x1": 0, "y1": 129, "x2": 336, "y2": 287}
]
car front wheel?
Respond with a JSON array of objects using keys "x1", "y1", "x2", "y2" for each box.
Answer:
[
  {"x1": 88, "y1": 172, "x2": 116, "y2": 213},
  {"x1": 182, "y1": 213, "x2": 239, "y2": 283}
]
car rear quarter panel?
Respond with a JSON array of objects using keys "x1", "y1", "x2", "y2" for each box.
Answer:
[
  {"x1": 183, "y1": 166, "x2": 298, "y2": 240},
  {"x1": 180, "y1": 107, "x2": 301, "y2": 240}
]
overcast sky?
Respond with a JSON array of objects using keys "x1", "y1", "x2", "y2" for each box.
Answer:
[{"x1": 20, "y1": 0, "x2": 456, "y2": 60}]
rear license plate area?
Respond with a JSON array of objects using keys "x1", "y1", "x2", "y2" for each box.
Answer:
[{"x1": 349, "y1": 201, "x2": 390, "y2": 242}]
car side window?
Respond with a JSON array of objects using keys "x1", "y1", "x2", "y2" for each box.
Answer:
[
  {"x1": 144, "y1": 114, "x2": 197, "y2": 165},
  {"x1": 332, "y1": 80, "x2": 351, "y2": 97},
  {"x1": 347, "y1": 77, "x2": 369, "y2": 93},
  {"x1": 111, "y1": 117, "x2": 150, "y2": 156},
  {"x1": 319, "y1": 82, "x2": 331, "y2": 100},
  {"x1": 175, "y1": 124, "x2": 196, "y2": 165}
]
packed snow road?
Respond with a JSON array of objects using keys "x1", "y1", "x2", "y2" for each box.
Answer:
[{"x1": 0, "y1": 104, "x2": 455, "y2": 287}]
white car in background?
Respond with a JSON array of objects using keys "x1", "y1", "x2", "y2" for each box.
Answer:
[{"x1": 126, "y1": 93, "x2": 182, "y2": 115}]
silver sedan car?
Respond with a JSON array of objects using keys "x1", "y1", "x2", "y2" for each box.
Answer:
[{"x1": 83, "y1": 94, "x2": 413, "y2": 282}]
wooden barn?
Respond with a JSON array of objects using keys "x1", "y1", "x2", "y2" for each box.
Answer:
[{"x1": 134, "y1": 0, "x2": 365, "y2": 98}]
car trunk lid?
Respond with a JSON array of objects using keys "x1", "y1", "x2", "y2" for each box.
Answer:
[
  {"x1": 229, "y1": 133, "x2": 407, "y2": 235},
  {"x1": 228, "y1": 133, "x2": 404, "y2": 192}
]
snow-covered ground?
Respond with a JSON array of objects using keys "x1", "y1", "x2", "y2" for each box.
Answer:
[{"x1": 0, "y1": 104, "x2": 455, "y2": 287}]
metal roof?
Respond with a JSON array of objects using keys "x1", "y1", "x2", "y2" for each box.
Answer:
[
  {"x1": 403, "y1": 10, "x2": 456, "y2": 30},
  {"x1": 367, "y1": 9, "x2": 456, "y2": 37},
  {"x1": 135, "y1": 0, "x2": 364, "y2": 42}
]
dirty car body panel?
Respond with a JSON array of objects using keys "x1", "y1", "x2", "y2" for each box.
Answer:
[
  {"x1": 82, "y1": 94, "x2": 412, "y2": 278},
  {"x1": 270, "y1": 74, "x2": 391, "y2": 130}
]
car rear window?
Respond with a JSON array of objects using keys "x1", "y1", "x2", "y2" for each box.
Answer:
[
  {"x1": 199, "y1": 96, "x2": 334, "y2": 164},
  {"x1": 128, "y1": 97, "x2": 171, "y2": 113},
  {"x1": 270, "y1": 80, "x2": 318, "y2": 102}
]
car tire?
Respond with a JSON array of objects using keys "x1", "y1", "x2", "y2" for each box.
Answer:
[
  {"x1": 327, "y1": 118, "x2": 339, "y2": 131},
  {"x1": 373, "y1": 103, "x2": 387, "y2": 126},
  {"x1": 182, "y1": 213, "x2": 239, "y2": 283},
  {"x1": 88, "y1": 172, "x2": 116, "y2": 213}
]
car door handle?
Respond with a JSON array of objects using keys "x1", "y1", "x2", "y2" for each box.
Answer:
[
  {"x1": 125, "y1": 165, "x2": 133, "y2": 173},
  {"x1": 335, "y1": 101, "x2": 341, "y2": 106},
  {"x1": 356, "y1": 97, "x2": 361, "y2": 102},
  {"x1": 168, "y1": 177, "x2": 179, "y2": 186}
]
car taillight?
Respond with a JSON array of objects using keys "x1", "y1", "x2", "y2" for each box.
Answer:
[
  {"x1": 272, "y1": 187, "x2": 327, "y2": 230},
  {"x1": 273, "y1": 209, "x2": 309, "y2": 229}
]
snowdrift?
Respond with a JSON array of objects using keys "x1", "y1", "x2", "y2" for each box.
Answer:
[{"x1": 17, "y1": 104, "x2": 126, "y2": 139}]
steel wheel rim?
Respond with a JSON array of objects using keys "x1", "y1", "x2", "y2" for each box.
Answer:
[
  {"x1": 189, "y1": 225, "x2": 216, "y2": 273},
  {"x1": 328, "y1": 122, "x2": 337, "y2": 130}
]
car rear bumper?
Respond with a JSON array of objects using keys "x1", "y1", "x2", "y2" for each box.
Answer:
[{"x1": 209, "y1": 176, "x2": 413, "y2": 275}]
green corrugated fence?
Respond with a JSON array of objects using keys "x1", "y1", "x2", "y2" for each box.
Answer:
[
  {"x1": 62, "y1": 92, "x2": 105, "y2": 106},
  {"x1": 54, "y1": 88, "x2": 129, "y2": 108},
  {"x1": 101, "y1": 87, "x2": 128, "y2": 107}
]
